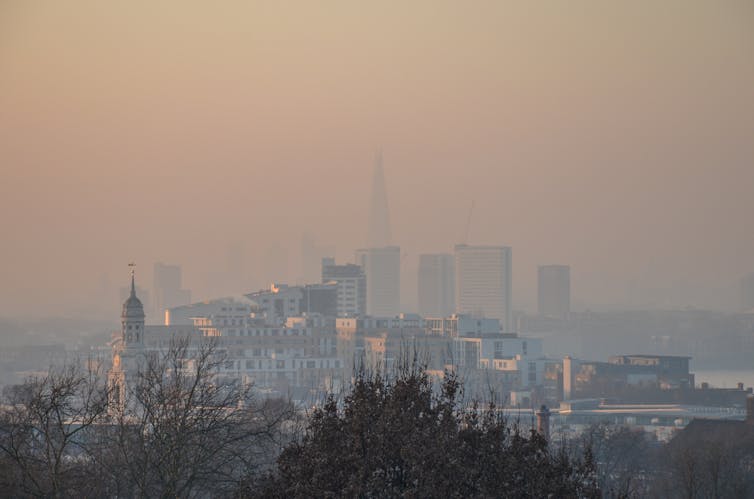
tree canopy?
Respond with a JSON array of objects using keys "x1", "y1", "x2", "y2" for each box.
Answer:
[{"x1": 251, "y1": 362, "x2": 599, "y2": 498}]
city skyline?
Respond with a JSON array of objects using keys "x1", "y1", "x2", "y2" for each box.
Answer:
[
  {"x1": 1, "y1": 1, "x2": 753, "y2": 318},
  {"x1": 2, "y1": 3, "x2": 754, "y2": 495}
]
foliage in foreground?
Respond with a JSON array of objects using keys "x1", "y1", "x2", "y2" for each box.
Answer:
[
  {"x1": 0, "y1": 339, "x2": 291, "y2": 498},
  {"x1": 249, "y1": 361, "x2": 599, "y2": 498}
]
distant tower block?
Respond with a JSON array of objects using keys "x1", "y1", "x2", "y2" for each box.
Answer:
[
  {"x1": 367, "y1": 149, "x2": 392, "y2": 248},
  {"x1": 454, "y1": 244, "x2": 513, "y2": 332},
  {"x1": 356, "y1": 246, "x2": 400, "y2": 317}
]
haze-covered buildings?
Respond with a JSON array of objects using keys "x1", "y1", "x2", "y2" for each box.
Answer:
[
  {"x1": 152, "y1": 262, "x2": 191, "y2": 324},
  {"x1": 417, "y1": 253, "x2": 455, "y2": 318},
  {"x1": 454, "y1": 244, "x2": 513, "y2": 332},
  {"x1": 355, "y1": 246, "x2": 401, "y2": 317},
  {"x1": 321, "y1": 258, "x2": 366, "y2": 318}
]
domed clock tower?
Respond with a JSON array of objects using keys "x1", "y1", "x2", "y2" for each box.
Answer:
[{"x1": 109, "y1": 265, "x2": 147, "y2": 410}]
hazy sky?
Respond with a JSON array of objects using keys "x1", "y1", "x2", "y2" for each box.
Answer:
[{"x1": 1, "y1": 1, "x2": 753, "y2": 319}]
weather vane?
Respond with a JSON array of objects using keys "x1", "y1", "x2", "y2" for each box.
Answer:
[{"x1": 128, "y1": 262, "x2": 135, "y2": 278}]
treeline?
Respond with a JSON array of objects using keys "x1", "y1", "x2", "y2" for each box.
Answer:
[
  {"x1": 2, "y1": 340, "x2": 751, "y2": 498},
  {"x1": 0, "y1": 339, "x2": 290, "y2": 498}
]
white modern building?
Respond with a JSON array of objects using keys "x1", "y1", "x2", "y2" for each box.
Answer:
[
  {"x1": 454, "y1": 244, "x2": 513, "y2": 332},
  {"x1": 355, "y1": 246, "x2": 401, "y2": 317}
]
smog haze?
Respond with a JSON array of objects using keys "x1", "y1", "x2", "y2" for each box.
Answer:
[{"x1": 1, "y1": 0, "x2": 753, "y2": 319}]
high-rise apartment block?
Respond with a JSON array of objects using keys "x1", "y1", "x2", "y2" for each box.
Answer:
[
  {"x1": 417, "y1": 253, "x2": 455, "y2": 318},
  {"x1": 322, "y1": 258, "x2": 367, "y2": 317},
  {"x1": 537, "y1": 265, "x2": 571, "y2": 319},
  {"x1": 454, "y1": 244, "x2": 512, "y2": 332},
  {"x1": 356, "y1": 246, "x2": 401, "y2": 317}
]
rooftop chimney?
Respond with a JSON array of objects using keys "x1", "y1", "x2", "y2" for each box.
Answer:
[{"x1": 536, "y1": 405, "x2": 551, "y2": 441}]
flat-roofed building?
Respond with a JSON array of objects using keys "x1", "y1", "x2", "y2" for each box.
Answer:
[{"x1": 454, "y1": 245, "x2": 512, "y2": 332}]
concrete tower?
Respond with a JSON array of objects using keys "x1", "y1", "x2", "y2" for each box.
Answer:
[{"x1": 367, "y1": 149, "x2": 392, "y2": 248}]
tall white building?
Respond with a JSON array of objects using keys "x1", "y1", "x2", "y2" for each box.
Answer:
[
  {"x1": 454, "y1": 244, "x2": 513, "y2": 332},
  {"x1": 417, "y1": 254, "x2": 455, "y2": 318},
  {"x1": 356, "y1": 246, "x2": 400, "y2": 317}
]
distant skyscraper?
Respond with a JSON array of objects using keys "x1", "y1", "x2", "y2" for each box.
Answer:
[
  {"x1": 418, "y1": 254, "x2": 455, "y2": 318},
  {"x1": 356, "y1": 246, "x2": 401, "y2": 317},
  {"x1": 741, "y1": 272, "x2": 754, "y2": 312},
  {"x1": 454, "y1": 245, "x2": 512, "y2": 332},
  {"x1": 322, "y1": 258, "x2": 367, "y2": 317},
  {"x1": 538, "y1": 265, "x2": 571, "y2": 319},
  {"x1": 367, "y1": 149, "x2": 392, "y2": 248},
  {"x1": 153, "y1": 262, "x2": 191, "y2": 323}
]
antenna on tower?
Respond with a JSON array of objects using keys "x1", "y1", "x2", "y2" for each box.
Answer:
[{"x1": 463, "y1": 200, "x2": 475, "y2": 244}]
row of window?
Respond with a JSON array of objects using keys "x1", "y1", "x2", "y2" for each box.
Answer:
[{"x1": 220, "y1": 359, "x2": 343, "y2": 370}]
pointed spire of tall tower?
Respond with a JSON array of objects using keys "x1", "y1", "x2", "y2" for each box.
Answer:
[
  {"x1": 367, "y1": 148, "x2": 392, "y2": 248},
  {"x1": 129, "y1": 263, "x2": 136, "y2": 297}
]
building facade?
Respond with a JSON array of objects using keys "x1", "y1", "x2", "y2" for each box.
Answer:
[
  {"x1": 355, "y1": 246, "x2": 401, "y2": 317},
  {"x1": 454, "y1": 244, "x2": 513, "y2": 332},
  {"x1": 322, "y1": 258, "x2": 367, "y2": 317}
]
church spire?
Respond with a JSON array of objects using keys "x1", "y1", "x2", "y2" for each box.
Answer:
[{"x1": 129, "y1": 263, "x2": 136, "y2": 297}]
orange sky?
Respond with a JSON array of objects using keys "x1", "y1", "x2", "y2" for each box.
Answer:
[{"x1": 1, "y1": 1, "x2": 753, "y2": 318}]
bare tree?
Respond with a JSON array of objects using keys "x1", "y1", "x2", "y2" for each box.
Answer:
[
  {"x1": 0, "y1": 361, "x2": 110, "y2": 498},
  {"x1": 580, "y1": 423, "x2": 656, "y2": 498},
  {"x1": 98, "y1": 336, "x2": 292, "y2": 498}
]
